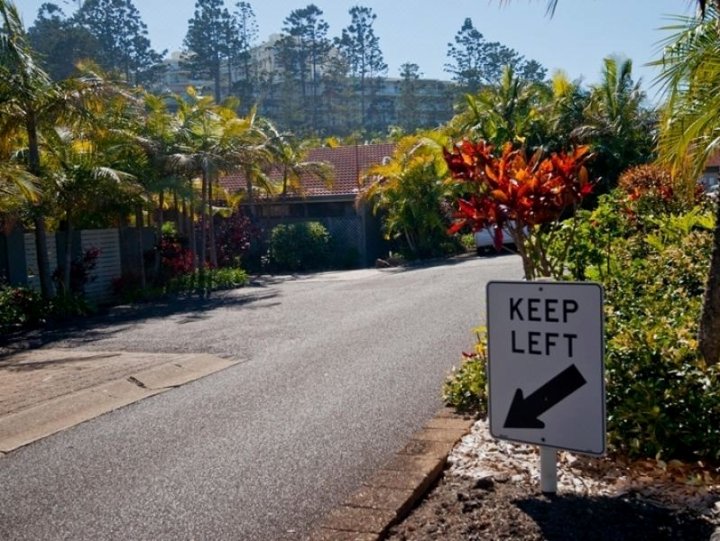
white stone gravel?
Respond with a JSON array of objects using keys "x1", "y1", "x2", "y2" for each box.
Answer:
[{"x1": 446, "y1": 419, "x2": 720, "y2": 519}]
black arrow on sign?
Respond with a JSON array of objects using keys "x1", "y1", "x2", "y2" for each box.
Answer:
[{"x1": 503, "y1": 364, "x2": 587, "y2": 429}]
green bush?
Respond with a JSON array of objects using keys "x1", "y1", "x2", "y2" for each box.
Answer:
[
  {"x1": 443, "y1": 328, "x2": 488, "y2": 416},
  {"x1": 0, "y1": 286, "x2": 92, "y2": 333},
  {"x1": 446, "y1": 194, "x2": 720, "y2": 461},
  {"x1": 602, "y1": 225, "x2": 720, "y2": 460},
  {"x1": 459, "y1": 233, "x2": 476, "y2": 253},
  {"x1": 208, "y1": 267, "x2": 249, "y2": 290},
  {"x1": 48, "y1": 292, "x2": 93, "y2": 319},
  {"x1": 267, "y1": 222, "x2": 331, "y2": 272},
  {"x1": 165, "y1": 267, "x2": 249, "y2": 295},
  {"x1": 0, "y1": 285, "x2": 46, "y2": 332}
]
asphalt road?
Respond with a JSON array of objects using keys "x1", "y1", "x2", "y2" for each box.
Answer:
[{"x1": 0, "y1": 254, "x2": 522, "y2": 541}]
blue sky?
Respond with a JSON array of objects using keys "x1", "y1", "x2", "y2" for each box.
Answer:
[{"x1": 14, "y1": 0, "x2": 694, "y2": 97}]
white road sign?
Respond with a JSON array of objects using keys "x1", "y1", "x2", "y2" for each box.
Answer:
[{"x1": 486, "y1": 281, "x2": 605, "y2": 455}]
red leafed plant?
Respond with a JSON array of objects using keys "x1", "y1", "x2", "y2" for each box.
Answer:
[{"x1": 444, "y1": 140, "x2": 595, "y2": 279}]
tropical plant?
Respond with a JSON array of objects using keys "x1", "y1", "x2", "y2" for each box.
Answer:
[
  {"x1": 574, "y1": 56, "x2": 656, "y2": 192},
  {"x1": 653, "y1": 3, "x2": 720, "y2": 365},
  {"x1": 445, "y1": 139, "x2": 594, "y2": 279},
  {"x1": 360, "y1": 132, "x2": 456, "y2": 258},
  {"x1": 268, "y1": 134, "x2": 332, "y2": 197},
  {"x1": 171, "y1": 89, "x2": 275, "y2": 277},
  {"x1": 0, "y1": 0, "x2": 58, "y2": 297},
  {"x1": 43, "y1": 125, "x2": 138, "y2": 291},
  {"x1": 449, "y1": 65, "x2": 551, "y2": 149}
]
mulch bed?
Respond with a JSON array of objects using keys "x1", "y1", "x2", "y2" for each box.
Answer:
[{"x1": 386, "y1": 420, "x2": 720, "y2": 541}]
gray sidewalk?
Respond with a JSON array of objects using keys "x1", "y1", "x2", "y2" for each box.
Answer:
[{"x1": 0, "y1": 348, "x2": 238, "y2": 454}]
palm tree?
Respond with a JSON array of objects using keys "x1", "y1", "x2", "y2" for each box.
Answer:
[
  {"x1": 267, "y1": 133, "x2": 332, "y2": 197},
  {"x1": 128, "y1": 92, "x2": 190, "y2": 284},
  {"x1": 43, "y1": 125, "x2": 138, "y2": 292},
  {"x1": 516, "y1": 1, "x2": 714, "y2": 17},
  {"x1": 1, "y1": 2, "x2": 124, "y2": 297},
  {"x1": 170, "y1": 90, "x2": 273, "y2": 274},
  {"x1": 171, "y1": 89, "x2": 225, "y2": 273},
  {"x1": 574, "y1": 56, "x2": 655, "y2": 192},
  {"x1": 449, "y1": 65, "x2": 550, "y2": 150},
  {"x1": 360, "y1": 132, "x2": 452, "y2": 257},
  {"x1": 543, "y1": 71, "x2": 589, "y2": 151},
  {"x1": 654, "y1": 4, "x2": 720, "y2": 364},
  {"x1": 0, "y1": 128, "x2": 40, "y2": 214},
  {"x1": 0, "y1": 0, "x2": 57, "y2": 297}
]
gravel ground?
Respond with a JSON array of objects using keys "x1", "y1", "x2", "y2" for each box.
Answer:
[{"x1": 387, "y1": 421, "x2": 720, "y2": 541}]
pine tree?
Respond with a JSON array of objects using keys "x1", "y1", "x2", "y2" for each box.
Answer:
[
  {"x1": 27, "y1": 3, "x2": 98, "y2": 80},
  {"x1": 335, "y1": 6, "x2": 387, "y2": 133},
  {"x1": 76, "y1": 0, "x2": 165, "y2": 86},
  {"x1": 183, "y1": 0, "x2": 234, "y2": 103},
  {"x1": 274, "y1": 4, "x2": 330, "y2": 134},
  {"x1": 231, "y1": 2, "x2": 258, "y2": 111},
  {"x1": 445, "y1": 18, "x2": 546, "y2": 94},
  {"x1": 398, "y1": 63, "x2": 422, "y2": 131}
]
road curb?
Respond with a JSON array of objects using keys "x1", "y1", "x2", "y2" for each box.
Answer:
[
  {"x1": 0, "y1": 353, "x2": 239, "y2": 453},
  {"x1": 307, "y1": 407, "x2": 475, "y2": 540}
]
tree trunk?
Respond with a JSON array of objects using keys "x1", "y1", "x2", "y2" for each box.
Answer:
[
  {"x1": 699, "y1": 197, "x2": 720, "y2": 365},
  {"x1": 135, "y1": 206, "x2": 146, "y2": 289},
  {"x1": 245, "y1": 168, "x2": 256, "y2": 220},
  {"x1": 208, "y1": 178, "x2": 218, "y2": 268},
  {"x1": 199, "y1": 167, "x2": 208, "y2": 293},
  {"x1": 214, "y1": 62, "x2": 222, "y2": 104},
  {"x1": 189, "y1": 184, "x2": 197, "y2": 271},
  {"x1": 26, "y1": 110, "x2": 55, "y2": 299},
  {"x1": 174, "y1": 190, "x2": 181, "y2": 235},
  {"x1": 154, "y1": 190, "x2": 165, "y2": 281},
  {"x1": 62, "y1": 212, "x2": 73, "y2": 294}
]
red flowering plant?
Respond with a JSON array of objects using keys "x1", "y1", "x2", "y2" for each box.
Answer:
[
  {"x1": 160, "y1": 237, "x2": 194, "y2": 280},
  {"x1": 444, "y1": 140, "x2": 595, "y2": 279}
]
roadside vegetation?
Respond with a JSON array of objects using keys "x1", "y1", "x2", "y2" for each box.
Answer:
[{"x1": 441, "y1": 1, "x2": 720, "y2": 464}]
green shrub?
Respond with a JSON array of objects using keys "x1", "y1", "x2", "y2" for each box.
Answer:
[
  {"x1": 446, "y1": 195, "x2": 720, "y2": 461},
  {"x1": 459, "y1": 233, "x2": 476, "y2": 253},
  {"x1": 165, "y1": 267, "x2": 249, "y2": 295},
  {"x1": 0, "y1": 285, "x2": 46, "y2": 332},
  {"x1": 267, "y1": 222, "x2": 331, "y2": 272},
  {"x1": 443, "y1": 328, "x2": 488, "y2": 416},
  {"x1": 48, "y1": 292, "x2": 93, "y2": 319},
  {"x1": 207, "y1": 267, "x2": 249, "y2": 290},
  {"x1": 602, "y1": 226, "x2": 720, "y2": 460}
]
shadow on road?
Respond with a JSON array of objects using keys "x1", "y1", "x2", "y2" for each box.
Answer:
[
  {"x1": 0, "y1": 289, "x2": 280, "y2": 354},
  {"x1": 381, "y1": 252, "x2": 517, "y2": 274},
  {"x1": 0, "y1": 352, "x2": 122, "y2": 371}
]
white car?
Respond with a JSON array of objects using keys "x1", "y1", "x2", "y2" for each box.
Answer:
[{"x1": 474, "y1": 225, "x2": 516, "y2": 255}]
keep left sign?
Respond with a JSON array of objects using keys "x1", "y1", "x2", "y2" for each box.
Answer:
[{"x1": 486, "y1": 280, "x2": 606, "y2": 456}]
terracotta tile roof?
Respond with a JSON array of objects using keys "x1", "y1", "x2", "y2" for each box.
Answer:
[
  {"x1": 221, "y1": 143, "x2": 395, "y2": 199},
  {"x1": 707, "y1": 152, "x2": 720, "y2": 168}
]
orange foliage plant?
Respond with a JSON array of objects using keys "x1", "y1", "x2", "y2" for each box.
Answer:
[{"x1": 444, "y1": 140, "x2": 594, "y2": 278}]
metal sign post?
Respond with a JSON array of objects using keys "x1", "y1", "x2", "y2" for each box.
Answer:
[{"x1": 540, "y1": 446, "x2": 557, "y2": 495}]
